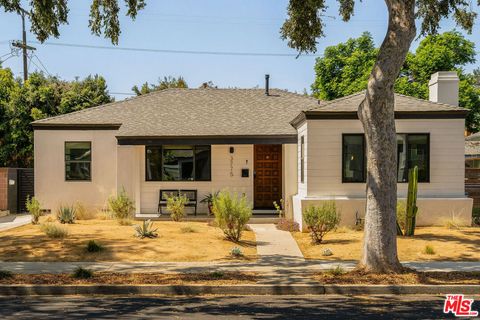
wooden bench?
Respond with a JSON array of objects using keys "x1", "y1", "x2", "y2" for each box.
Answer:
[{"x1": 158, "y1": 189, "x2": 198, "y2": 216}]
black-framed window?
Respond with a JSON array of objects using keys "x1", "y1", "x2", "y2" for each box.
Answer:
[
  {"x1": 65, "y1": 141, "x2": 91, "y2": 181},
  {"x1": 300, "y1": 136, "x2": 305, "y2": 183},
  {"x1": 341, "y1": 133, "x2": 430, "y2": 183},
  {"x1": 146, "y1": 145, "x2": 211, "y2": 181},
  {"x1": 342, "y1": 134, "x2": 366, "y2": 183},
  {"x1": 397, "y1": 134, "x2": 430, "y2": 182}
]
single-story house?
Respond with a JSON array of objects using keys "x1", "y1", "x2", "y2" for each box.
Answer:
[{"x1": 32, "y1": 71, "x2": 472, "y2": 228}]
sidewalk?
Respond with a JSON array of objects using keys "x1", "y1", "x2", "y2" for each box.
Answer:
[{"x1": 0, "y1": 214, "x2": 31, "y2": 231}]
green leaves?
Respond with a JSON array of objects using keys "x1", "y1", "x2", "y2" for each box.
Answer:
[
  {"x1": 312, "y1": 32, "x2": 377, "y2": 100},
  {"x1": 280, "y1": 0, "x2": 327, "y2": 54},
  {"x1": 0, "y1": 67, "x2": 113, "y2": 167},
  {"x1": 0, "y1": 0, "x2": 146, "y2": 44},
  {"x1": 312, "y1": 31, "x2": 480, "y2": 132},
  {"x1": 132, "y1": 76, "x2": 188, "y2": 96}
]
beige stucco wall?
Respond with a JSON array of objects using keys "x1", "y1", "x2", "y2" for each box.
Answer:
[
  {"x1": 34, "y1": 130, "x2": 118, "y2": 212},
  {"x1": 293, "y1": 118, "x2": 471, "y2": 229},
  {"x1": 303, "y1": 119, "x2": 465, "y2": 197},
  {"x1": 35, "y1": 134, "x2": 298, "y2": 215},
  {"x1": 282, "y1": 144, "x2": 298, "y2": 219}
]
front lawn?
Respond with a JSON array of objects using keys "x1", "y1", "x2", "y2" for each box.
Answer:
[
  {"x1": 293, "y1": 226, "x2": 480, "y2": 261},
  {"x1": 0, "y1": 216, "x2": 256, "y2": 262}
]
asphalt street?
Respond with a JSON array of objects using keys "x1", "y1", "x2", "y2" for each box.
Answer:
[{"x1": 1, "y1": 294, "x2": 478, "y2": 319}]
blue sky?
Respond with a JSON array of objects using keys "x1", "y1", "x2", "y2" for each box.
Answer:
[{"x1": 0, "y1": 1, "x2": 479, "y2": 100}]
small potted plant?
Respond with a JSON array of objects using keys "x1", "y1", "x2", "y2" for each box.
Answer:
[{"x1": 201, "y1": 191, "x2": 219, "y2": 215}]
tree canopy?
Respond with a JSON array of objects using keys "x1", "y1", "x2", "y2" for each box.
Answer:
[
  {"x1": 132, "y1": 76, "x2": 188, "y2": 96},
  {"x1": 0, "y1": 68, "x2": 112, "y2": 167},
  {"x1": 312, "y1": 31, "x2": 480, "y2": 131}
]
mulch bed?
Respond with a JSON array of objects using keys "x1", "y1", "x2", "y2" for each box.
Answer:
[
  {"x1": 315, "y1": 270, "x2": 480, "y2": 285},
  {"x1": 0, "y1": 272, "x2": 259, "y2": 285}
]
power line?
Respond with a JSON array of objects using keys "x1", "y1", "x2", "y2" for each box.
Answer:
[
  {"x1": 33, "y1": 54, "x2": 51, "y2": 76},
  {"x1": 31, "y1": 41, "x2": 321, "y2": 57}
]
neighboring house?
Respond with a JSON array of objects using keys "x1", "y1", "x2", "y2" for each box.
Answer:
[
  {"x1": 32, "y1": 72, "x2": 472, "y2": 227},
  {"x1": 465, "y1": 134, "x2": 480, "y2": 208}
]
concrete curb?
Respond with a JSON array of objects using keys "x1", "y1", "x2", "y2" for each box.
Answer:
[{"x1": 0, "y1": 284, "x2": 478, "y2": 296}]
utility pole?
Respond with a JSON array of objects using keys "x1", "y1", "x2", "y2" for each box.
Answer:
[{"x1": 11, "y1": 8, "x2": 35, "y2": 82}]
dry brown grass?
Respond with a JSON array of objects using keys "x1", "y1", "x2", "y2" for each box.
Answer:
[
  {"x1": 315, "y1": 269, "x2": 480, "y2": 285},
  {"x1": 0, "y1": 216, "x2": 256, "y2": 262},
  {"x1": 0, "y1": 272, "x2": 259, "y2": 285},
  {"x1": 293, "y1": 226, "x2": 480, "y2": 261}
]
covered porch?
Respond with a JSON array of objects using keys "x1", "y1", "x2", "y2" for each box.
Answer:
[{"x1": 116, "y1": 137, "x2": 298, "y2": 219}]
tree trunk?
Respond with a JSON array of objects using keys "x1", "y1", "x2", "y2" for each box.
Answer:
[{"x1": 358, "y1": 0, "x2": 416, "y2": 273}]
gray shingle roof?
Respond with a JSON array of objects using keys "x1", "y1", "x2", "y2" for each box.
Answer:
[
  {"x1": 32, "y1": 88, "x2": 319, "y2": 137},
  {"x1": 307, "y1": 92, "x2": 467, "y2": 112}
]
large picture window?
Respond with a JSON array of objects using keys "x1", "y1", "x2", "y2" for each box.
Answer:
[
  {"x1": 342, "y1": 133, "x2": 430, "y2": 183},
  {"x1": 146, "y1": 145, "x2": 211, "y2": 181},
  {"x1": 65, "y1": 142, "x2": 91, "y2": 181}
]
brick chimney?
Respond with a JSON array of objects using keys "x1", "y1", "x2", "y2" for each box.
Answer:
[{"x1": 428, "y1": 71, "x2": 459, "y2": 106}]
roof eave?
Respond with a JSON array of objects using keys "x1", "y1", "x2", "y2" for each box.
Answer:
[
  {"x1": 302, "y1": 110, "x2": 467, "y2": 120},
  {"x1": 116, "y1": 134, "x2": 298, "y2": 145},
  {"x1": 32, "y1": 123, "x2": 122, "y2": 130}
]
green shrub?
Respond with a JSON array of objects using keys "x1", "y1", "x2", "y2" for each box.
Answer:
[
  {"x1": 117, "y1": 218, "x2": 133, "y2": 226},
  {"x1": 424, "y1": 245, "x2": 435, "y2": 255},
  {"x1": 230, "y1": 247, "x2": 243, "y2": 257},
  {"x1": 135, "y1": 219, "x2": 158, "y2": 238},
  {"x1": 26, "y1": 196, "x2": 42, "y2": 225},
  {"x1": 180, "y1": 225, "x2": 197, "y2": 233},
  {"x1": 276, "y1": 218, "x2": 300, "y2": 232},
  {"x1": 212, "y1": 191, "x2": 252, "y2": 242},
  {"x1": 0, "y1": 270, "x2": 13, "y2": 279},
  {"x1": 322, "y1": 248, "x2": 333, "y2": 256},
  {"x1": 108, "y1": 188, "x2": 135, "y2": 220},
  {"x1": 210, "y1": 271, "x2": 224, "y2": 278},
  {"x1": 273, "y1": 199, "x2": 285, "y2": 218},
  {"x1": 71, "y1": 267, "x2": 93, "y2": 279},
  {"x1": 57, "y1": 205, "x2": 76, "y2": 224},
  {"x1": 303, "y1": 201, "x2": 340, "y2": 244},
  {"x1": 326, "y1": 265, "x2": 345, "y2": 276},
  {"x1": 86, "y1": 240, "x2": 103, "y2": 253},
  {"x1": 41, "y1": 223, "x2": 69, "y2": 238},
  {"x1": 166, "y1": 195, "x2": 188, "y2": 222},
  {"x1": 75, "y1": 202, "x2": 97, "y2": 220},
  {"x1": 396, "y1": 200, "x2": 407, "y2": 232}
]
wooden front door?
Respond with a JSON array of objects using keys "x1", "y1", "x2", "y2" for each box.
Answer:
[{"x1": 254, "y1": 145, "x2": 282, "y2": 209}]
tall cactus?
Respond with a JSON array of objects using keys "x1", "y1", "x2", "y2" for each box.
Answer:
[{"x1": 405, "y1": 166, "x2": 418, "y2": 236}]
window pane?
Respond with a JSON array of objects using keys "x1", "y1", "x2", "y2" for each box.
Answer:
[
  {"x1": 66, "y1": 162, "x2": 91, "y2": 180},
  {"x1": 146, "y1": 146, "x2": 162, "y2": 181},
  {"x1": 408, "y1": 134, "x2": 429, "y2": 182},
  {"x1": 65, "y1": 142, "x2": 91, "y2": 181},
  {"x1": 65, "y1": 142, "x2": 91, "y2": 161},
  {"x1": 343, "y1": 135, "x2": 365, "y2": 182},
  {"x1": 397, "y1": 134, "x2": 408, "y2": 182},
  {"x1": 195, "y1": 146, "x2": 211, "y2": 181},
  {"x1": 162, "y1": 147, "x2": 194, "y2": 181}
]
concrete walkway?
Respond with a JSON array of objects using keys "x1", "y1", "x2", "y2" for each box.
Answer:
[
  {"x1": 0, "y1": 214, "x2": 31, "y2": 231},
  {"x1": 249, "y1": 224, "x2": 304, "y2": 260}
]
